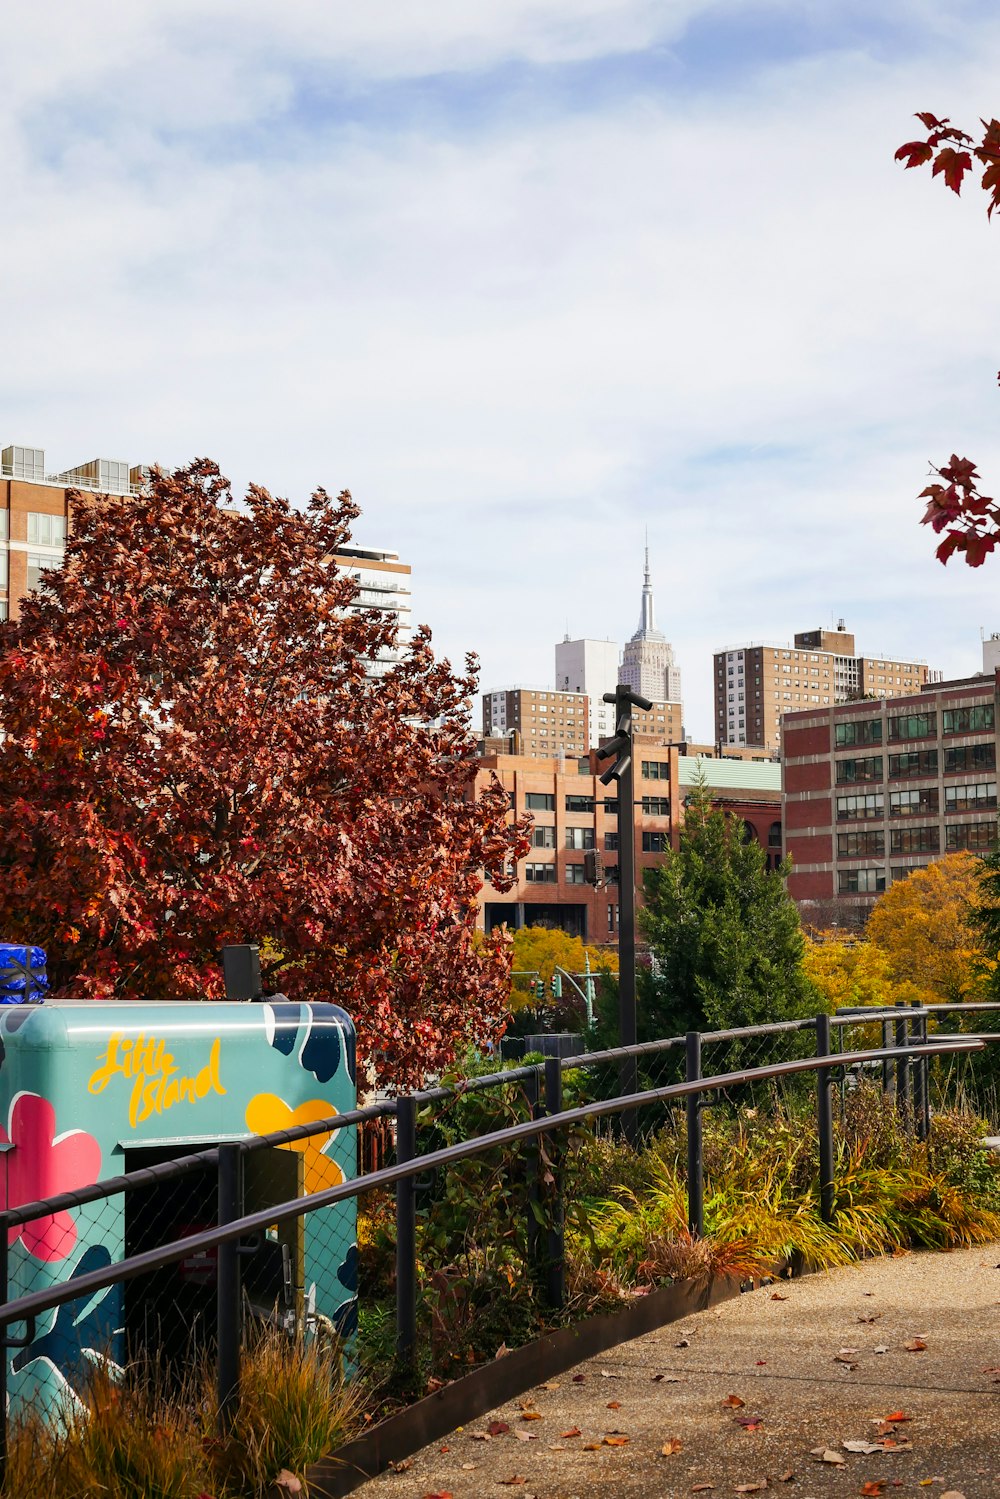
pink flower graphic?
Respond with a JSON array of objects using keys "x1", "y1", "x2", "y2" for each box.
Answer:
[{"x1": 0, "y1": 1094, "x2": 102, "y2": 1262}]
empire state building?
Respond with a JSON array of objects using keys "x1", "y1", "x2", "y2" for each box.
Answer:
[{"x1": 618, "y1": 547, "x2": 682, "y2": 706}]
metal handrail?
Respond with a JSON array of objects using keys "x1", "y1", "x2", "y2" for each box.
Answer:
[{"x1": 0, "y1": 1035, "x2": 982, "y2": 1335}]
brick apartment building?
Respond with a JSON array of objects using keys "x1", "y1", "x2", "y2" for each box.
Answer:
[
  {"x1": 714, "y1": 623, "x2": 931, "y2": 754},
  {"x1": 482, "y1": 687, "x2": 682, "y2": 760},
  {"x1": 783, "y1": 669, "x2": 999, "y2": 926},
  {"x1": 0, "y1": 442, "x2": 411, "y2": 654},
  {"x1": 476, "y1": 745, "x2": 781, "y2": 942}
]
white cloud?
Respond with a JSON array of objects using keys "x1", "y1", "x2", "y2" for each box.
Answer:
[{"x1": 2, "y1": 3, "x2": 1000, "y2": 738}]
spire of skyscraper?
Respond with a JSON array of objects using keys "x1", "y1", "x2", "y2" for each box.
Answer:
[{"x1": 619, "y1": 542, "x2": 682, "y2": 706}]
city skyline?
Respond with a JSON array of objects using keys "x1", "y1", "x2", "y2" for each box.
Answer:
[{"x1": 2, "y1": 4, "x2": 999, "y2": 743}]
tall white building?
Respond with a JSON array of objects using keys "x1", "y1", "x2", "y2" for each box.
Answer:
[
  {"x1": 555, "y1": 636, "x2": 620, "y2": 746},
  {"x1": 335, "y1": 545, "x2": 412, "y2": 675},
  {"x1": 618, "y1": 548, "x2": 682, "y2": 707}
]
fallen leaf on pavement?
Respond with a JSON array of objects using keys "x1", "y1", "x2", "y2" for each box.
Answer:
[
  {"x1": 736, "y1": 1417, "x2": 764, "y2": 1431},
  {"x1": 661, "y1": 1438, "x2": 683, "y2": 1456},
  {"x1": 770, "y1": 1293, "x2": 788, "y2": 1301},
  {"x1": 884, "y1": 1412, "x2": 912, "y2": 1423},
  {"x1": 734, "y1": 1483, "x2": 768, "y2": 1494},
  {"x1": 538, "y1": 1381, "x2": 559, "y2": 1390},
  {"x1": 468, "y1": 1431, "x2": 491, "y2": 1441},
  {"x1": 606, "y1": 1400, "x2": 622, "y2": 1410},
  {"x1": 677, "y1": 1337, "x2": 691, "y2": 1347},
  {"x1": 691, "y1": 1486, "x2": 714, "y2": 1493},
  {"x1": 843, "y1": 1441, "x2": 882, "y2": 1455},
  {"x1": 600, "y1": 1369, "x2": 620, "y2": 1377},
  {"x1": 603, "y1": 1435, "x2": 630, "y2": 1446},
  {"x1": 514, "y1": 1430, "x2": 536, "y2": 1442},
  {"x1": 389, "y1": 1459, "x2": 413, "y2": 1472},
  {"x1": 940, "y1": 1493, "x2": 967, "y2": 1499},
  {"x1": 722, "y1": 1394, "x2": 746, "y2": 1409},
  {"x1": 461, "y1": 1463, "x2": 475, "y2": 1471},
  {"x1": 904, "y1": 1338, "x2": 927, "y2": 1352},
  {"x1": 520, "y1": 1412, "x2": 543, "y2": 1422},
  {"x1": 560, "y1": 1427, "x2": 581, "y2": 1439},
  {"x1": 812, "y1": 1448, "x2": 846, "y2": 1465},
  {"x1": 652, "y1": 1373, "x2": 682, "y2": 1382},
  {"x1": 858, "y1": 1313, "x2": 882, "y2": 1324},
  {"x1": 860, "y1": 1484, "x2": 886, "y2": 1497},
  {"x1": 874, "y1": 1345, "x2": 889, "y2": 1354},
  {"x1": 499, "y1": 1477, "x2": 526, "y2": 1487},
  {"x1": 421, "y1": 1492, "x2": 453, "y2": 1499},
  {"x1": 778, "y1": 1472, "x2": 795, "y2": 1484},
  {"x1": 755, "y1": 1360, "x2": 767, "y2": 1366},
  {"x1": 582, "y1": 1442, "x2": 601, "y2": 1451},
  {"x1": 488, "y1": 1420, "x2": 511, "y2": 1436},
  {"x1": 572, "y1": 1374, "x2": 586, "y2": 1383}
]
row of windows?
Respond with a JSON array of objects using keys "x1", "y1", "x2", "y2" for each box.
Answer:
[
  {"x1": 837, "y1": 744, "x2": 998, "y2": 786},
  {"x1": 522, "y1": 792, "x2": 669, "y2": 815},
  {"x1": 836, "y1": 783, "x2": 999, "y2": 819},
  {"x1": 837, "y1": 823, "x2": 997, "y2": 887},
  {"x1": 838, "y1": 827, "x2": 943, "y2": 858}
]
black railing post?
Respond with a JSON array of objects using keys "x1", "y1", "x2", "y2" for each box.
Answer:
[
  {"x1": 543, "y1": 1057, "x2": 565, "y2": 1310},
  {"x1": 523, "y1": 1070, "x2": 541, "y2": 1279},
  {"x1": 216, "y1": 1142, "x2": 244, "y2": 1434},
  {"x1": 895, "y1": 1000, "x2": 911, "y2": 1123},
  {"x1": 816, "y1": 1014, "x2": 835, "y2": 1225},
  {"x1": 685, "y1": 1031, "x2": 704, "y2": 1237},
  {"x1": 395, "y1": 1094, "x2": 418, "y2": 1367},
  {"x1": 911, "y1": 1003, "x2": 928, "y2": 1140},
  {"x1": 881, "y1": 1019, "x2": 893, "y2": 1097}
]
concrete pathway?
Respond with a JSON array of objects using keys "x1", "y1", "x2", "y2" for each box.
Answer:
[{"x1": 353, "y1": 1247, "x2": 1000, "y2": 1499}]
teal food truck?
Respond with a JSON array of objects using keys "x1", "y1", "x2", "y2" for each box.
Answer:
[{"x1": 0, "y1": 997, "x2": 357, "y2": 1417}]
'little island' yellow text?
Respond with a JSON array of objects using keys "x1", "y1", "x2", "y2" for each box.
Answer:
[{"x1": 88, "y1": 1033, "x2": 226, "y2": 1128}]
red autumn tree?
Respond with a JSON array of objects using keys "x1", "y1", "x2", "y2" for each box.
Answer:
[
  {"x1": 0, "y1": 460, "x2": 529, "y2": 1087},
  {"x1": 895, "y1": 113, "x2": 1000, "y2": 566}
]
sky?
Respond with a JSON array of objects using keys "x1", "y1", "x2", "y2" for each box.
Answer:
[{"x1": 3, "y1": 0, "x2": 1000, "y2": 741}]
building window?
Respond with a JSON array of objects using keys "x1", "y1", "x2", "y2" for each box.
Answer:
[
  {"x1": 888, "y1": 711, "x2": 937, "y2": 741},
  {"x1": 26, "y1": 553, "x2": 58, "y2": 592},
  {"x1": 641, "y1": 797, "x2": 670, "y2": 816},
  {"x1": 641, "y1": 760, "x2": 671, "y2": 780},
  {"x1": 604, "y1": 832, "x2": 619, "y2": 851},
  {"x1": 838, "y1": 867, "x2": 886, "y2": 894},
  {"x1": 0, "y1": 548, "x2": 6, "y2": 588},
  {"x1": 565, "y1": 863, "x2": 586, "y2": 884},
  {"x1": 944, "y1": 743, "x2": 996, "y2": 774},
  {"x1": 836, "y1": 756, "x2": 884, "y2": 785},
  {"x1": 944, "y1": 782, "x2": 998, "y2": 813},
  {"x1": 525, "y1": 793, "x2": 555, "y2": 811},
  {"x1": 525, "y1": 862, "x2": 557, "y2": 883},
  {"x1": 836, "y1": 792, "x2": 884, "y2": 821},
  {"x1": 946, "y1": 822, "x2": 997, "y2": 852},
  {"x1": 26, "y1": 511, "x2": 66, "y2": 547},
  {"x1": 943, "y1": 704, "x2": 995, "y2": 735},
  {"x1": 605, "y1": 863, "x2": 620, "y2": 884},
  {"x1": 607, "y1": 904, "x2": 617, "y2": 932},
  {"x1": 641, "y1": 832, "x2": 669, "y2": 853},
  {"x1": 565, "y1": 827, "x2": 596, "y2": 850},
  {"x1": 888, "y1": 750, "x2": 939, "y2": 779},
  {"x1": 603, "y1": 798, "x2": 619, "y2": 815},
  {"x1": 530, "y1": 825, "x2": 556, "y2": 848},
  {"x1": 838, "y1": 830, "x2": 885, "y2": 858},
  {"x1": 768, "y1": 821, "x2": 782, "y2": 847},
  {"x1": 0, "y1": 510, "x2": 7, "y2": 540},
  {"x1": 890, "y1": 825, "x2": 940, "y2": 854},
  {"x1": 835, "y1": 718, "x2": 882, "y2": 747},
  {"x1": 889, "y1": 786, "x2": 940, "y2": 817},
  {"x1": 565, "y1": 794, "x2": 595, "y2": 813}
]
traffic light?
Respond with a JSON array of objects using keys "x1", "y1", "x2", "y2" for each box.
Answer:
[
  {"x1": 551, "y1": 973, "x2": 562, "y2": 999},
  {"x1": 583, "y1": 849, "x2": 604, "y2": 886},
  {"x1": 534, "y1": 978, "x2": 545, "y2": 1002}
]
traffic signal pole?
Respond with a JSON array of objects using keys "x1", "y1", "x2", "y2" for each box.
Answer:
[{"x1": 597, "y1": 683, "x2": 653, "y2": 1146}]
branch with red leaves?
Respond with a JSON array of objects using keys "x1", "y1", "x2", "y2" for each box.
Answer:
[{"x1": 896, "y1": 113, "x2": 1000, "y2": 565}]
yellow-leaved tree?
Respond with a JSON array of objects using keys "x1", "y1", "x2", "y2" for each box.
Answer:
[
  {"x1": 508, "y1": 925, "x2": 617, "y2": 1010},
  {"x1": 865, "y1": 852, "x2": 996, "y2": 1006},
  {"x1": 802, "y1": 932, "x2": 900, "y2": 1012}
]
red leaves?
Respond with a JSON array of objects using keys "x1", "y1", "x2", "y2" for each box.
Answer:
[
  {"x1": 917, "y1": 456, "x2": 1000, "y2": 569},
  {"x1": 0, "y1": 461, "x2": 528, "y2": 1085},
  {"x1": 931, "y1": 146, "x2": 973, "y2": 195},
  {"x1": 894, "y1": 140, "x2": 934, "y2": 171}
]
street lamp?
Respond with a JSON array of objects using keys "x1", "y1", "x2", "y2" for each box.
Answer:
[{"x1": 596, "y1": 683, "x2": 653, "y2": 1138}]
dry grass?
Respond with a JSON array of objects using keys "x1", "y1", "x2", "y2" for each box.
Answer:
[{"x1": 1, "y1": 1330, "x2": 364, "y2": 1499}]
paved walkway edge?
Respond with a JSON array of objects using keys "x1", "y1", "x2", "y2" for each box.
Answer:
[{"x1": 309, "y1": 1273, "x2": 745, "y2": 1498}]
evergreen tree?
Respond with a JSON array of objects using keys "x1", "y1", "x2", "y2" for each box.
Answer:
[{"x1": 639, "y1": 774, "x2": 818, "y2": 1044}]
